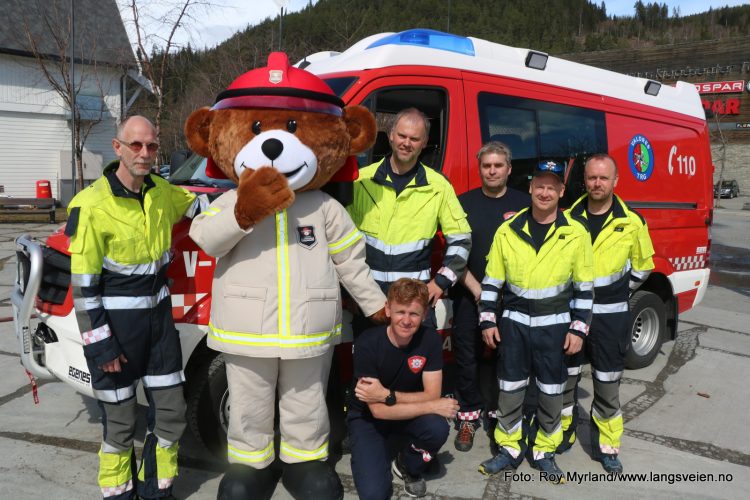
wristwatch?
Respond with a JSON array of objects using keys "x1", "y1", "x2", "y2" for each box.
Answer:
[{"x1": 385, "y1": 390, "x2": 397, "y2": 406}]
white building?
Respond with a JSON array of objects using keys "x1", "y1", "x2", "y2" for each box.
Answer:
[{"x1": 0, "y1": 0, "x2": 146, "y2": 205}]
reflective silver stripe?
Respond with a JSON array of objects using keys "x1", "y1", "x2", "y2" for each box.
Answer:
[
  {"x1": 497, "y1": 419, "x2": 522, "y2": 434},
  {"x1": 592, "y1": 406, "x2": 622, "y2": 421},
  {"x1": 593, "y1": 266, "x2": 630, "y2": 288},
  {"x1": 186, "y1": 194, "x2": 210, "y2": 219},
  {"x1": 482, "y1": 276, "x2": 504, "y2": 288},
  {"x1": 573, "y1": 280, "x2": 594, "y2": 291},
  {"x1": 102, "y1": 251, "x2": 171, "y2": 276},
  {"x1": 499, "y1": 378, "x2": 529, "y2": 391},
  {"x1": 74, "y1": 296, "x2": 103, "y2": 311},
  {"x1": 592, "y1": 302, "x2": 628, "y2": 314},
  {"x1": 101, "y1": 285, "x2": 170, "y2": 310},
  {"x1": 444, "y1": 232, "x2": 471, "y2": 244},
  {"x1": 480, "y1": 290, "x2": 498, "y2": 302},
  {"x1": 445, "y1": 245, "x2": 470, "y2": 260},
  {"x1": 562, "y1": 405, "x2": 575, "y2": 416},
  {"x1": 631, "y1": 268, "x2": 651, "y2": 280},
  {"x1": 364, "y1": 235, "x2": 430, "y2": 255},
  {"x1": 567, "y1": 365, "x2": 582, "y2": 376},
  {"x1": 507, "y1": 281, "x2": 569, "y2": 300},
  {"x1": 71, "y1": 273, "x2": 100, "y2": 287},
  {"x1": 142, "y1": 371, "x2": 185, "y2": 388},
  {"x1": 94, "y1": 385, "x2": 135, "y2": 403},
  {"x1": 503, "y1": 309, "x2": 571, "y2": 327},
  {"x1": 371, "y1": 269, "x2": 431, "y2": 282},
  {"x1": 593, "y1": 369, "x2": 623, "y2": 382},
  {"x1": 157, "y1": 435, "x2": 176, "y2": 448},
  {"x1": 101, "y1": 442, "x2": 126, "y2": 454},
  {"x1": 571, "y1": 298, "x2": 593, "y2": 310},
  {"x1": 438, "y1": 266, "x2": 457, "y2": 283},
  {"x1": 536, "y1": 380, "x2": 564, "y2": 395}
]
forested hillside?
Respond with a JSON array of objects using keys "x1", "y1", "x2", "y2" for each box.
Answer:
[{"x1": 144, "y1": 0, "x2": 750, "y2": 155}]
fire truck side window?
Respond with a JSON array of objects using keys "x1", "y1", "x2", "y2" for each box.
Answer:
[
  {"x1": 477, "y1": 92, "x2": 607, "y2": 206},
  {"x1": 358, "y1": 88, "x2": 448, "y2": 171}
]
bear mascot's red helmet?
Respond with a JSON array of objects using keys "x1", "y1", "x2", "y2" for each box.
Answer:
[{"x1": 204, "y1": 52, "x2": 359, "y2": 183}]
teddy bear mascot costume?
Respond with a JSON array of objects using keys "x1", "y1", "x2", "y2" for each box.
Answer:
[{"x1": 186, "y1": 52, "x2": 387, "y2": 500}]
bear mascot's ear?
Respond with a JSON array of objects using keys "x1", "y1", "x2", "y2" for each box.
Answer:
[
  {"x1": 343, "y1": 105, "x2": 377, "y2": 155},
  {"x1": 184, "y1": 107, "x2": 213, "y2": 157}
]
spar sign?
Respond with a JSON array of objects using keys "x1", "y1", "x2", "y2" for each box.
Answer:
[{"x1": 695, "y1": 80, "x2": 745, "y2": 94}]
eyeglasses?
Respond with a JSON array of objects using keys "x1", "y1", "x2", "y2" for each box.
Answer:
[{"x1": 116, "y1": 139, "x2": 159, "y2": 153}]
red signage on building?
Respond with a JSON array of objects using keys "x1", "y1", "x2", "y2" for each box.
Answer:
[
  {"x1": 702, "y1": 98, "x2": 741, "y2": 115},
  {"x1": 695, "y1": 80, "x2": 745, "y2": 94}
]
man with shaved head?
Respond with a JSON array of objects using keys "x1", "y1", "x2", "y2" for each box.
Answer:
[{"x1": 66, "y1": 115, "x2": 204, "y2": 500}]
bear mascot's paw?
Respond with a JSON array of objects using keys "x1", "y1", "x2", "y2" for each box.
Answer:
[{"x1": 235, "y1": 166, "x2": 295, "y2": 230}]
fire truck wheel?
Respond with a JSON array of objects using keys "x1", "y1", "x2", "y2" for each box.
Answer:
[
  {"x1": 186, "y1": 352, "x2": 229, "y2": 457},
  {"x1": 626, "y1": 290, "x2": 666, "y2": 369}
]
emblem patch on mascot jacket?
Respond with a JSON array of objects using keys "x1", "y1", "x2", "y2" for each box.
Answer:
[
  {"x1": 297, "y1": 225, "x2": 317, "y2": 248},
  {"x1": 408, "y1": 356, "x2": 427, "y2": 374}
]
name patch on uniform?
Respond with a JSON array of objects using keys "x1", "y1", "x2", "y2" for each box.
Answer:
[
  {"x1": 615, "y1": 226, "x2": 624, "y2": 232},
  {"x1": 297, "y1": 225, "x2": 317, "y2": 249},
  {"x1": 408, "y1": 356, "x2": 426, "y2": 374}
]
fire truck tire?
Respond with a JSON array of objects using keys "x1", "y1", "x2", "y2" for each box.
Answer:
[
  {"x1": 626, "y1": 290, "x2": 666, "y2": 369},
  {"x1": 186, "y1": 352, "x2": 229, "y2": 457}
]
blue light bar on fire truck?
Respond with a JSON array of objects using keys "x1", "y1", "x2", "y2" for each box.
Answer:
[{"x1": 366, "y1": 29, "x2": 475, "y2": 56}]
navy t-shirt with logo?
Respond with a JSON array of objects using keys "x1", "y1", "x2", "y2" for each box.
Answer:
[{"x1": 348, "y1": 324, "x2": 443, "y2": 415}]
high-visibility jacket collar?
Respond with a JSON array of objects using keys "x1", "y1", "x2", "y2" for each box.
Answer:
[
  {"x1": 568, "y1": 193, "x2": 629, "y2": 226},
  {"x1": 508, "y1": 207, "x2": 572, "y2": 250},
  {"x1": 103, "y1": 160, "x2": 156, "y2": 199},
  {"x1": 371, "y1": 156, "x2": 430, "y2": 190}
]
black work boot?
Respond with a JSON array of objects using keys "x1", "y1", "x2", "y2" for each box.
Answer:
[
  {"x1": 217, "y1": 463, "x2": 279, "y2": 500},
  {"x1": 281, "y1": 461, "x2": 343, "y2": 500}
]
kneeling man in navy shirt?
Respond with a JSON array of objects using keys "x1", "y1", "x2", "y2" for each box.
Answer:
[{"x1": 348, "y1": 278, "x2": 460, "y2": 499}]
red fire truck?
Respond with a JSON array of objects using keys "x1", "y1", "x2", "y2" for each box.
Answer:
[{"x1": 12, "y1": 29, "x2": 713, "y2": 453}]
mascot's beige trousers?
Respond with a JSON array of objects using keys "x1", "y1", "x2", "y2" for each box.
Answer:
[{"x1": 224, "y1": 350, "x2": 333, "y2": 469}]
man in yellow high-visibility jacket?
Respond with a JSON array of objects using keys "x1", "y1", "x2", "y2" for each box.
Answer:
[
  {"x1": 477, "y1": 160, "x2": 594, "y2": 484},
  {"x1": 67, "y1": 115, "x2": 203, "y2": 500},
  {"x1": 558, "y1": 153, "x2": 655, "y2": 474},
  {"x1": 347, "y1": 108, "x2": 471, "y2": 327}
]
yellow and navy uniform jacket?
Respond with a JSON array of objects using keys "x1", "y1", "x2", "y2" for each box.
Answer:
[
  {"x1": 347, "y1": 157, "x2": 471, "y2": 291},
  {"x1": 478, "y1": 208, "x2": 594, "y2": 337},
  {"x1": 67, "y1": 162, "x2": 197, "y2": 378},
  {"x1": 566, "y1": 194, "x2": 654, "y2": 306}
]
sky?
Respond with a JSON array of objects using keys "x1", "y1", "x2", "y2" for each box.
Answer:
[{"x1": 122, "y1": 0, "x2": 749, "y2": 52}]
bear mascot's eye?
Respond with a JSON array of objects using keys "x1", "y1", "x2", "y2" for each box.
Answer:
[
  {"x1": 286, "y1": 120, "x2": 297, "y2": 133},
  {"x1": 252, "y1": 121, "x2": 262, "y2": 135}
]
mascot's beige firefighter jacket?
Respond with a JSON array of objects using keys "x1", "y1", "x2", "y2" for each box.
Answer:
[{"x1": 190, "y1": 188, "x2": 385, "y2": 360}]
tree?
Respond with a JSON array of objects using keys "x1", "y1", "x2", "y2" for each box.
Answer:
[
  {"x1": 122, "y1": 0, "x2": 212, "y2": 147},
  {"x1": 18, "y1": 0, "x2": 128, "y2": 192}
]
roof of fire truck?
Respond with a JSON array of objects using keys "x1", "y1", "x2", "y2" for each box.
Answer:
[{"x1": 297, "y1": 29, "x2": 705, "y2": 121}]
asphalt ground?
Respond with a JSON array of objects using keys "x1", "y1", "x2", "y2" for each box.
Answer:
[{"x1": 0, "y1": 196, "x2": 748, "y2": 499}]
